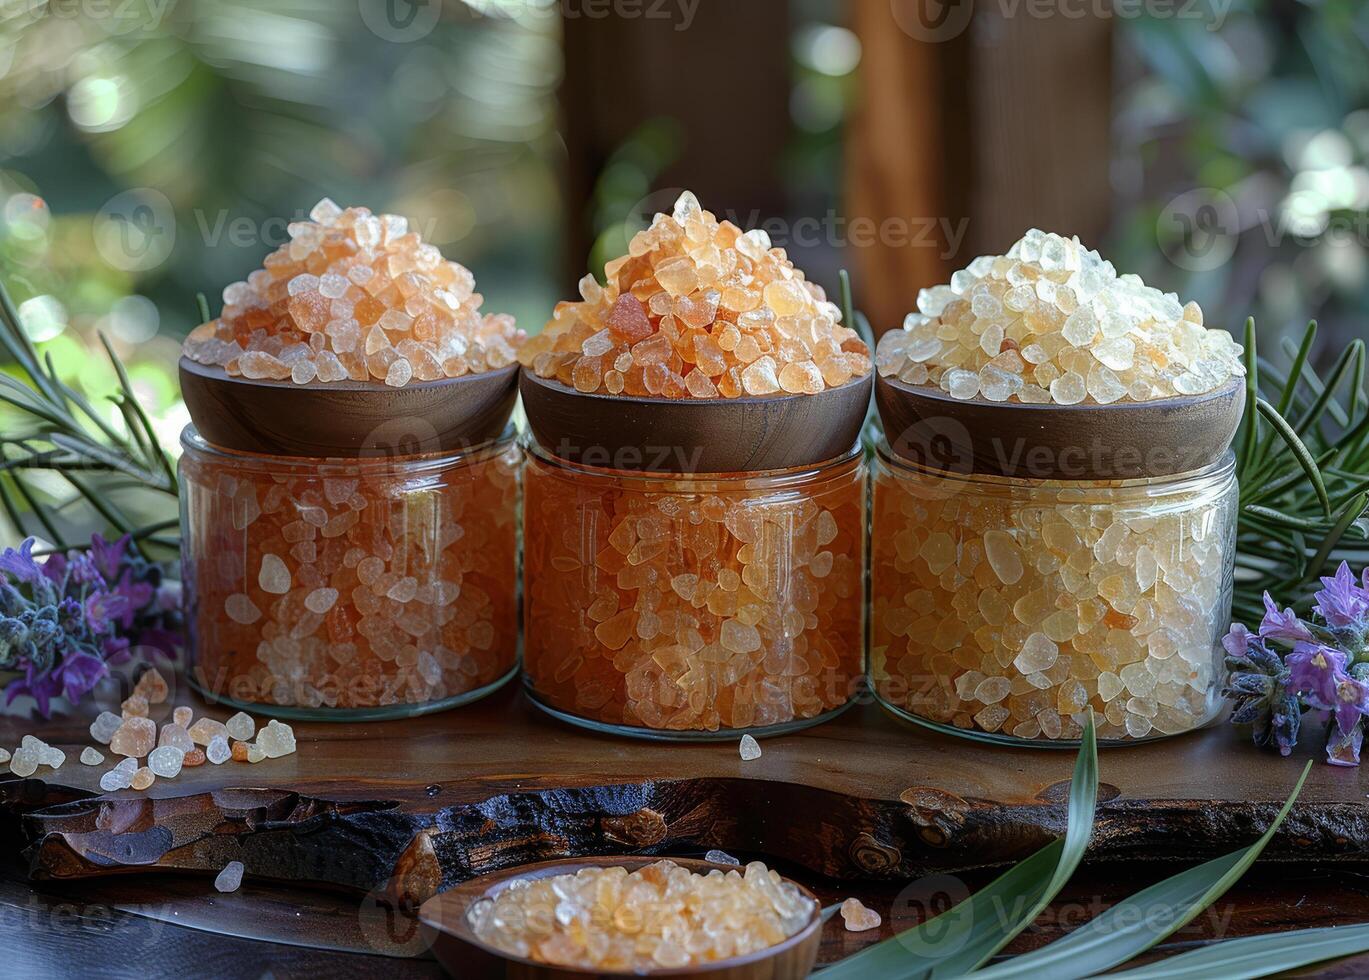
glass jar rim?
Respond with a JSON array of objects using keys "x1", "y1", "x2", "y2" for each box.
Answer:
[
  {"x1": 180, "y1": 423, "x2": 517, "y2": 474},
  {"x1": 876, "y1": 438, "x2": 1236, "y2": 496},
  {"x1": 525, "y1": 436, "x2": 865, "y2": 489}
]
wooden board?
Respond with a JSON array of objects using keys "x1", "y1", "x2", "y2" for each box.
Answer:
[{"x1": 4, "y1": 680, "x2": 1367, "y2": 920}]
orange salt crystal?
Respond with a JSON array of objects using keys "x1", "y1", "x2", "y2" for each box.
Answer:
[
  {"x1": 183, "y1": 199, "x2": 524, "y2": 387},
  {"x1": 518, "y1": 191, "x2": 870, "y2": 399}
]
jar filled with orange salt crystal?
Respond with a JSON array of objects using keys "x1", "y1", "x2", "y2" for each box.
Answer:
[
  {"x1": 178, "y1": 199, "x2": 524, "y2": 719},
  {"x1": 517, "y1": 192, "x2": 873, "y2": 738}
]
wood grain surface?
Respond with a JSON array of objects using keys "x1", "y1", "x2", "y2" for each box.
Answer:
[{"x1": 3, "y1": 679, "x2": 1368, "y2": 975}]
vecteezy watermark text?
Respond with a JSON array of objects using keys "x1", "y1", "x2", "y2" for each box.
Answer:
[{"x1": 889, "y1": 0, "x2": 1234, "y2": 44}]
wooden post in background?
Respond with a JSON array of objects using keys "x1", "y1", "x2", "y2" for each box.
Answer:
[
  {"x1": 559, "y1": 2, "x2": 791, "y2": 288},
  {"x1": 847, "y1": 1, "x2": 1113, "y2": 335}
]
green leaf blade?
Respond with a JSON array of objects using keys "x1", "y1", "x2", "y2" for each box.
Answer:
[
  {"x1": 1101, "y1": 922, "x2": 1369, "y2": 980},
  {"x1": 969, "y1": 762, "x2": 1312, "y2": 980},
  {"x1": 817, "y1": 714, "x2": 1098, "y2": 980}
]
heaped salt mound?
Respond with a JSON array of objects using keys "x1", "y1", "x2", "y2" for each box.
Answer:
[
  {"x1": 518, "y1": 191, "x2": 871, "y2": 399},
  {"x1": 876, "y1": 229, "x2": 1244, "y2": 405},
  {"x1": 183, "y1": 199, "x2": 524, "y2": 387}
]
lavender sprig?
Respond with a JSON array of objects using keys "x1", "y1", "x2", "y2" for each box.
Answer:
[
  {"x1": 0, "y1": 533, "x2": 180, "y2": 716},
  {"x1": 1223, "y1": 560, "x2": 1369, "y2": 765}
]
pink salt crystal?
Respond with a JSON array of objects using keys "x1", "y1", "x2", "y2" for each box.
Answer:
[
  {"x1": 134, "y1": 667, "x2": 169, "y2": 704},
  {"x1": 158, "y1": 723, "x2": 195, "y2": 753},
  {"x1": 131, "y1": 767, "x2": 155, "y2": 791},
  {"x1": 607, "y1": 295, "x2": 653, "y2": 343},
  {"x1": 840, "y1": 898, "x2": 881, "y2": 932},
  {"x1": 120, "y1": 694, "x2": 149, "y2": 718},
  {"x1": 188, "y1": 717, "x2": 228, "y2": 746},
  {"x1": 173, "y1": 706, "x2": 193, "y2": 728},
  {"x1": 110, "y1": 717, "x2": 156, "y2": 758}
]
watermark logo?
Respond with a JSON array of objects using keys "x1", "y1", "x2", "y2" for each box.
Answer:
[
  {"x1": 4, "y1": 0, "x2": 175, "y2": 33},
  {"x1": 357, "y1": 879, "x2": 435, "y2": 956},
  {"x1": 890, "y1": 0, "x2": 976, "y2": 43},
  {"x1": 622, "y1": 187, "x2": 969, "y2": 258},
  {"x1": 358, "y1": 0, "x2": 441, "y2": 43},
  {"x1": 890, "y1": 0, "x2": 1234, "y2": 41},
  {"x1": 889, "y1": 874, "x2": 974, "y2": 954},
  {"x1": 1156, "y1": 187, "x2": 1238, "y2": 272},
  {"x1": 93, "y1": 188, "x2": 175, "y2": 272}
]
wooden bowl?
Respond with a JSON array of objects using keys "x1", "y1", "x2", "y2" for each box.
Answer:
[
  {"x1": 520, "y1": 369, "x2": 873, "y2": 474},
  {"x1": 418, "y1": 855, "x2": 823, "y2": 980},
  {"x1": 875, "y1": 373, "x2": 1244, "y2": 480},
  {"x1": 179, "y1": 357, "x2": 519, "y2": 458}
]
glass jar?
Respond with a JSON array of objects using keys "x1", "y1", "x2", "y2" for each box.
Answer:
[
  {"x1": 522, "y1": 442, "x2": 867, "y2": 739},
  {"x1": 179, "y1": 426, "x2": 520, "y2": 720},
  {"x1": 870, "y1": 441, "x2": 1237, "y2": 744}
]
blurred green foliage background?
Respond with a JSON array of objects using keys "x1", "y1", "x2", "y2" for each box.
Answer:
[{"x1": 0, "y1": 0, "x2": 1365, "y2": 546}]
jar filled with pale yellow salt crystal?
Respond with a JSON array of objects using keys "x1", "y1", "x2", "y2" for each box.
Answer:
[{"x1": 870, "y1": 229, "x2": 1245, "y2": 744}]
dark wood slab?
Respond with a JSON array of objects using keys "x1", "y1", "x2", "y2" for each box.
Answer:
[
  {"x1": 4, "y1": 684, "x2": 1367, "y2": 912},
  {"x1": 520, "y1": 369, "x2": 873, "y2": 473},
  {"x1": 180, "y1": 358, "x2": 519, "y2": 457},
  {"x1": 875, "y1": 374, "x2": 1245, "y2": 479}
]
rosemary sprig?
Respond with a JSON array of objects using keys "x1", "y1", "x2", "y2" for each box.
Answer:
[
  {"x1": 0, "y1": 276, "x2": 179, "y2": 551},
  {"x1": 1235, "y1": 320, "x2": 1369, "y2": 614}
]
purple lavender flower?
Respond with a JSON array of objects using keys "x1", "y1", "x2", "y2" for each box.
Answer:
[
  {"x1": 0, "y1": 534, "x2": 181, "y2": 717},
  {"x1": 1259, "y1": 594, "x2": 1314, "y2": 644},
  {"x1": 1286, "y1": 643, "x2": 1350, "y2": 714},
  {"x1": 1222, "y1": 625, "x2": 1300, "y2": 755},
  {"x1": 1226, "y1": 569, "x2": 1369, "y2": 766},
  {"x1": 0, "y1": 539, "x2": 41, "y2": 585},
  {"x1": 1314, "y1": 562, "x2": 1369, "y2": 630}
]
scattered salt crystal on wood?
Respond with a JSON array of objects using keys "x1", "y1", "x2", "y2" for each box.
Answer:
[
  {"x1": 188, "y1": 718, "x2": 228, "y2": 746},
  {"x1": 225, "y1": 712, "x2": 255, "y2": 741},
  {"x1": 840, "y1": 897, "x2": 881, "y2": 932},
  {"x1": 110, "y1": 717, "x2": 156, "y2": 758},
  {"x1": 90, "y1": 711, "x2": 122, "y2": 744},
  {"x1": 704, "y1": 849, "x2": 740, "y2": 866},
  {"x1": 80, "y1": 747, "x2": 104, "y2": 766},
  {"x1": 215, "y1": 861, "x2": 245, "y2": 893},
  {"x1": 256, "y1": 720, "x2": 296, "y2": 759},
  {"x1": 133, "y1": 667, "x2": 169, "y2": 704},
  {"x1": 738, "y1": 734, "x2": 761, "y2": 761},
  {"x1": 206, "y1": 735, "x2": 231, "y2": 765},
  {"x1": 148, "y1": 745, "x2": 184, "y2": 778}
]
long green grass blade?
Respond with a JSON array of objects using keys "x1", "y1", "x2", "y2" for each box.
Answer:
[
  {"x1": 196, "y1": 291, "x2": 211, "y2": 324},
  {"x1": 817, "y1": 715, "x2": 1098, "y2": 979},
  {"x1": 1099, "y1": 922, "x2": 1369, "y2": 980},
  {"x1": 1256, "y1": 399, "x2": 1331, "y2": 517},
  {"x1": 970, "y1": 762, "x2": 1311, "y2": 980}
]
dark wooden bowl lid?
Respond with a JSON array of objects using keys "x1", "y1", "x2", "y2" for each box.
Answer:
[
  {"x1": 520, "y1": 369, "x2": 873, "y2": 474},
  {"x1": 875, "y1": 373, "x2": 1244, "y2": 480},
  {"x1": 418, "y1": 854, "x2": 823, "y2": 980},
  {"x1": 179, "y1": 357, "x2": 519, "y2": 458}
]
